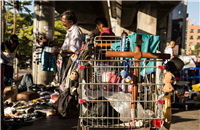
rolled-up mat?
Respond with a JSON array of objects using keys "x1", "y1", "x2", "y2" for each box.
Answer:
[{"x1": 167, "y1": 57, "x2": 184, "y2": 75}]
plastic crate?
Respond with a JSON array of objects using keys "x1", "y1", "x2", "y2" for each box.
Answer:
[
  {"x1": 192, "y1": 83, "x2": 200, "y2": 92},
  {"x1": 1, "y1": 66, "x2": 4, "y2": 84}
]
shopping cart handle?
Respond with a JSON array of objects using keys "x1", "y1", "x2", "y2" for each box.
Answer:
[{"x1": 105, "y1": 51, "x2": 170, "y2": 59}]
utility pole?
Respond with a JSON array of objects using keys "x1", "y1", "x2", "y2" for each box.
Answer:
[
  {"x1": 181, "y1": 0, "x2": 188, "y2": 55},
  {"x1": 32, "y1": 1, "x2": 55, "y2": 86}
]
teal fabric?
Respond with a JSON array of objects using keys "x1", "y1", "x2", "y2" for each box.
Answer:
[
  {"x1": 128, "y1": 33, "x2": 160, "y2": 76},
  {"x1": 111, "y1": 40, "x2": 129, "y2": 51}
]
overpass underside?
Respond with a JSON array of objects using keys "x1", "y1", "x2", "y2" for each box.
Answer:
[{"x1": 55, "y1": 1, "x2": 180, "y2": 35}]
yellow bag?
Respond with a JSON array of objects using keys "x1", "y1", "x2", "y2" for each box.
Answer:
[
  {"x1": 163, "y1": 93, "x2": 171, "y2": 130},
  {"x1": 192, "y1": 83, "x2": 200, "y2": 92}
]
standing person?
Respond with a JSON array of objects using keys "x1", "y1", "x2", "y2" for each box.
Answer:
[
  {"x1": 1, "y1": 34, "x2": 23, "y2": 86},
  {"x1": 94, "y1": 16, "x2": 115, "y2": 41},
  {"x1": 164, "y1": 41, "x2": 175, "y2": 64},
  {"x1": 49, "y1": 10, "x2": 83, "y2": 92}
]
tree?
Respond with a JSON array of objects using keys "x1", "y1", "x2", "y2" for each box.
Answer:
[
  {"x1": 54, "y1": 11, "x2": 66, "y2": 44},
  {"x1": 4, "y1": 1, "x2": 33, "y2": 60},
  {"x1": 4, "y1": 2, "x2": 66, "y2": 60},
  {"x1": 193, "y1": 43, "x2": 200, "y2": 57},
  {"x1": 4, "y1": 11, "x2": 33, "y2": 59}
]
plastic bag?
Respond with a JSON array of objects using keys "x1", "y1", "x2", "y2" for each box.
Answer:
[{"x1": 81, "y1": 79, "x2": 155, "y2": 122}]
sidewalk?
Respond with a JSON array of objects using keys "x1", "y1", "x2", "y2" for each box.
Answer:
[{"x1": 15, "y1": 107, "x2": 200, "y2": 130}]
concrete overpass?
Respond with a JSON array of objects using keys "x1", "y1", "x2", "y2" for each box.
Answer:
[
  {"x1": 32, "y1": 0, "x2": 182, "y2": 85},
  {"x1": 55, "y1": 1, "x2": 181, "y2": 35}
]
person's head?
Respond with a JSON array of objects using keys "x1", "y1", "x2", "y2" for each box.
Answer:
[
  {"x1": 121, "y1": 31, "x2": 128, "y2": 37},
  {"x1": 70, "y1": 70, "x2": 79, "y2": 81},
  {"x1": 61, "y1": 10, "x2": 77, "y2": 29},
  {"x1": 170, "y1": 41, "x2": 175, "y2": 48},
  {"x1": 9, "y1": 34, "x2": 18, "y2": 46},
  {"x1": 94, "y1": 16, "x2": 108, "y2": 32}
]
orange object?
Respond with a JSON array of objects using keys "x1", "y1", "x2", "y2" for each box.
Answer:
[
  {"x1": 15, "y1": 113, "x2": 19, "y2": 116},
  {"x1": 97, "y1": 43, "x2": 112, "y2": 47}
]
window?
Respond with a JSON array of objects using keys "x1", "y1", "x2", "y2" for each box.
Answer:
[
  {"x1": 198, "y1": 36, "x2": 200, "y2": 40},
  {"x1": 190, "y1": 29, "x2": 194, "y2": 33},
  {"x1": 198, "y1": 29, "x2": 200, "y2": 33},
  {"x1": 190, "y1": 36, "x2": 194, "y2": 39}
]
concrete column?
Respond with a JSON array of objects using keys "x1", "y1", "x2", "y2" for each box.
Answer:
[
  {"x1": 32, "y1": 1, "x2": 55, "y2": 86},
  {"x1": 137, "y1": 2, "x2": 157, "y2": 35},
  {"x1": 166, "y1": 12, "x2": 172, "y2": 47},
  {"x1": 181, "y1": 0, "x2": 187, "y2": 55},
  {"x1": 115, "y1": 1, "x2": 122, "y2": 36}
]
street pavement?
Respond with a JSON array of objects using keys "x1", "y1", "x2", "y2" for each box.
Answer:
[{"x1": 15, "y1": 106, "x2": 200, "y2": 130}]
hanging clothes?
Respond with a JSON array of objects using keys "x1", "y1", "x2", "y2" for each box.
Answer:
[
  {"x1": 41, "y1": 49, "x2": 56, "y2": 72},
  {"x1": 33, "y1": 42, "x2": 45, "y2": 63},
  {"x1": 128, "y1": 33, "x2": 160, "y2": 76},
  {"x1": 111, "y1": 40, "x2": 130, "y2": 51}
]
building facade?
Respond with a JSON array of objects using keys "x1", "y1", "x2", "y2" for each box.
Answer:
[{"x1": 186, "y1": 19, "x2": 200, "y2": 55}]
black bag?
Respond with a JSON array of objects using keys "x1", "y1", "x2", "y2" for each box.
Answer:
[
  {"x1": 83, "y1": 96, "x2": 121, "y2": 125},
  {"x1": 167, "y1": 57, "x2": 184, "y2": 75},
  {"x1": 57, "y1": 88, "x2": 79, "y2": 118}
]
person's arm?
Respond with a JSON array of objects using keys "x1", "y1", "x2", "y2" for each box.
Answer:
[
  {"x1": 48, "y1": 40, "x2": 63, "y2": 47},
  {"x1": 16, "y1": 53, "x2": 23, "y2": 61},
  {"x1": 169, "y1": 48, "x2": 174, "y2": 58},
  {"x1": 1, "y1": 53, "x2": 8, "y2": 63}
]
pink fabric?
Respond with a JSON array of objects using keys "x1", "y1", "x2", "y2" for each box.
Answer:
[
  {"x1": 59, "y1": 59, "x2": 62, "y2": 68},
  {"x1": 103, "y1": 72, "x2": 121, "y2": 91},
  {"x1": 98, "y1": 28, "x2": 115, "y2": 41}
]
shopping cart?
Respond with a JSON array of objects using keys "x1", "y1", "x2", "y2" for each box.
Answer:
[{"x1": 78, "y1": 35, "x2": 170, "y2": 130}]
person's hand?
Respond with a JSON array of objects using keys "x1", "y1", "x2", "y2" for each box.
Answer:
[
  {"x1": 171, "y1": 55, "x2": 175, "y2": 58},
  {"x1": 51, "y1": 47, "x2": 60, "y2": 55},
  {"x1": 48, "y1": 40, "x2": 58, "y2": 47}
]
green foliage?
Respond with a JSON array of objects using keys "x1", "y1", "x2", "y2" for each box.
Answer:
[
  {"x1": 4, "y1": 2, "x2": 66, "y2": 59},
  {"x1": 4, "y1": 12, "x2": 33, "y2": 59},
  {"x1": 55, "y1": 11, "x2": 61, "y2": 21},
  {"x1": 193, "y1": 43, "x2": 200, "y2": 56},
  {"x1": 54, "y1": 17, "x2": 66, "y2": 44}
]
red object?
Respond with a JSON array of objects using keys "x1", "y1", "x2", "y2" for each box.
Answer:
[
  {"x1": 51, "y1": 95, "x2": 59, "y2": 101},
  {"x1": 78, "y1": 65, "x2": 85, "y2": 70},
  {"x1": 78, "y1": 99, "x2": 86, "y2": 104},
  {"x1": 153, "y1": 119, "x2": 162, "y2": 128},
  {"x1": 158, "y1": 65, "x2": 166, "y2": 70},
  {"x1": 1, "y1": 66, "x2": 4, "y2": 84},
  {"x1": 157, "y1": 100, "x2": 165, "y2": 105}
]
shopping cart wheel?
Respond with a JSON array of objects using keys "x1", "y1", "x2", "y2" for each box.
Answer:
[{"x1": 163, "y1": 93, "x2": 172, "y2": 129}]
